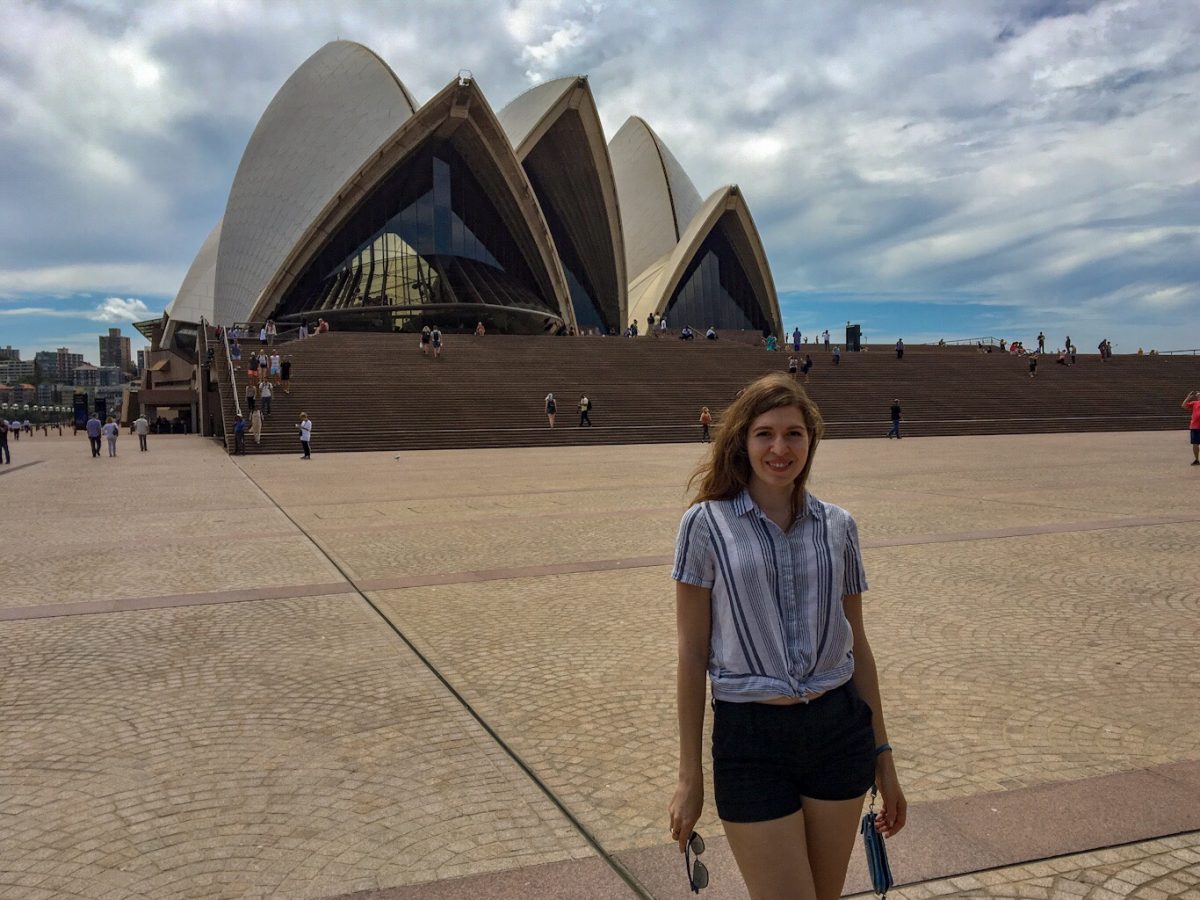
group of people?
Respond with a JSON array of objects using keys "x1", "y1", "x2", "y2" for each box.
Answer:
[
  {"x1": 544, "y1": 393, "x2": 592, "y2": 427},
  {"x1": 231, "y1": 410, "x2": 312, "y2": 458},
  {"x1": 80, "y1": 414, "x2": 151, "y2": 457},
  {"x1": 419, "y1": 326, "x2": 444, "y2": 357}
]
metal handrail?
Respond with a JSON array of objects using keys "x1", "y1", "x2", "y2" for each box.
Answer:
[
  {"x1": 939, "y1": 336, "x2": 1002, "y2": 346},
  {"x1": 218, "y1": 322, "x2": 242, "y2": 419},
  {"x1": 1159, "y1": 348, "x2": 1200, "y2": 356}
]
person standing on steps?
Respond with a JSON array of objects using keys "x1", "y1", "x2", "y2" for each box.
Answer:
[
  {"x1": 578, "y1": 394, "x2": 592, "y2": 427},
  {"x1": 887, "y1": 399, "x2": 903, "y2": 439},
  {"x1": 260, "y1": 379, "x2": 273, "y2": 418},
  {"x1": 792, "y1": 327, "x2": 802, "y2": 352},
  {"x1": 250, "y1": 408, "x2": 263, "y2": 446},
  {"x1": 1029, "y1": 355, "x2": 1038, "y2": 378},
  {"x1": 788, "y1": 355, "x2": 799, "y2": 381},
  {"x1": 1037, "y1": 331, "x2": 1045, "y2": 353},
  {"x1": 699, "y1": 406, "x2": 713, "y2": 442},
  {"x1": 1183, "y1": 391, "x2": 1200, "y2": 465},
  {"x1": 895, "y1": 338, "x2": 904, "y2": 360},
  {"x1": 545, "y1": 393, "x2": 557, "y2": 428},
  {"x1": 233, "y1": 414, "x2": 246, "y2": 455},
  {"x1": 801, "y1": 353, "x2": 813, "y2": 384},
  {"x1": 832, "y1": 345, "x2": 841, "y2": 366},
  {"x1": 245, "y1": 381, "x2": 256, "y2": 414},
  {"x1": 431, "y1": 325, "x2": 443, "y2": 359},
  {"x1": 297, "y1": 412, "x2": 312, "y2": 458},
  {"x1": 280, "y1": 357, "x2": 292, "y2": 395},
  {"x1": 266, "y1": 319, "x2": 277, "y2": 346},
  {"x1": 269, "y1": 351, "x2": 281, "y2": 385},
  {"x1": 420, "y1": 325, "x2": 431, "y2": 355},
  {"x1": 823, "y1": 329, "x2": 830, "y2": 350}
]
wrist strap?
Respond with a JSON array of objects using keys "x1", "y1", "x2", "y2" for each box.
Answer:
[{"x1": 875, "y1": 742, "x2": 892, "y2": 757}]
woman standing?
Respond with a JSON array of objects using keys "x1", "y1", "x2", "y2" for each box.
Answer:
[
  {"x1": 668, "y1": 373, "x2": 905, "y2": 900},
  {"x1": 102, "y1": 417, "x2": 120, "y2": 457},
  {"x1": 297, "y1": 412, "x2": 312, "y2": 459},
  {"x1": 420, "y1": 325, "x2": 432, "y2": 356},
  {"x1": 545, "y1": 393, "x2": 557, "y2": 429},
  {"x1": 698, "y1": 406, "x2": 712, "y2": 442},
  {"x1": 250, "y1": 408, "x2": 263, "y2": 446}
]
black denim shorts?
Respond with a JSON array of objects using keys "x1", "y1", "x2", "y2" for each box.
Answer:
[{"x1": 711, "y1": 681, "x2": 877, "y2": 823}]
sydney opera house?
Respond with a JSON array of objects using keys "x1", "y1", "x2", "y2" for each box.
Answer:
[{"x1": 160, "y1": 40, "x2": 782, "y2": 346}]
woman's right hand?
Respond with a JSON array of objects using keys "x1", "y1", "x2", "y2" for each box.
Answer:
[{"x1": 668, "y1": 777, "x2": 704, "y2": 852}]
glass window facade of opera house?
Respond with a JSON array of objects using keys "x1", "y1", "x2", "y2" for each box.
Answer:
[
  {"x1": 664, "y1": 227, "x2": 771, "y2": 334},
  {"x1": 277, "y1": 144, "x2": 556, "y2": 333}
]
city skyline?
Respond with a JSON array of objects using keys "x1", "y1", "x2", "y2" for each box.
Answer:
[{"x1": 1, "y1": 0, "x2": 1198, "y2": 357}]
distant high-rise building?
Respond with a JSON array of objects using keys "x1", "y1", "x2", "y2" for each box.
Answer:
[
  {"x1": 57, "y1": 348, "x2": 84, "y2": 381},
  {"x1": 136, "y1": 349, "x2": 146, "y2": 373},
  {"x1": 0, "y1": 346, "x2": 19, "y2": 362},
  {"x1": 0, "y1": 360, "x2": 36, "y2": 383},
  {"x1": 35, "y1": 350, "x2": 59, "y2": 381},
  {"x1": 99, "y1": 328, "x2": 132, "y2": 372}
]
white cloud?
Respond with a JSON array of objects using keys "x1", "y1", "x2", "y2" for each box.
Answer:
[{"x1": 0, "y1": 297, "x2": 156, "y2": 322}]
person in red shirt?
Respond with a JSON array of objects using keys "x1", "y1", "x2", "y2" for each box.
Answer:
[{"x1": 1183, "y1": 391, "x2": 1200, "y2": 465}]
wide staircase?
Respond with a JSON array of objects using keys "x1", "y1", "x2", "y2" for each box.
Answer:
[{"x1": 208, "y1": 331, "x2": 1200, "y2": 454}]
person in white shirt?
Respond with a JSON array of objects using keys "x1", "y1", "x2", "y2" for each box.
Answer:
[
  {"x1": 134, "y1": 414, "x2": 150, "y2": 451},
  {"x1": 297, "y1": 412, "x2": 312, "y2": 458},
  {"x1": 260, "y1": 380, "x2": 273, "y2": 417}
]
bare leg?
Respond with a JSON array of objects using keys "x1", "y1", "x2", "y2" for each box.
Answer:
[
  {"x1": 723, "y1": 811, "x2": 817, "y2": 900},
  {"x1": 800, "y1": 796, "x2": 867, "y2": 900}
]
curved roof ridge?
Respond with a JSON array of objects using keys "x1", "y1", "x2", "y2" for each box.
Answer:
[
  {"x1": 348, "y1": 40, "x2": 420, "y2": 113},
  {"x1": 628, "y1": 116, "x2": 702, "y2": 240},
  {"x1": 165, "y1": 216, "x2": 223, "y2": 329},
  {"x1": 212, "y1": 40, "x2": 418, "y2": 324},
  {"x1": 497, "y1": 75, "x2": 583, "y2": 150}
]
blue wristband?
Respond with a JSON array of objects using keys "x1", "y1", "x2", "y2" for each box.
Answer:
[{"x1": 875, "y1": 743, "x2": 892, "y2": 757}]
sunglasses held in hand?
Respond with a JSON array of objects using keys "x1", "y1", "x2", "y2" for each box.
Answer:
[{"x1": 684, "y1": 831, "x2": 708, "y2": 893}]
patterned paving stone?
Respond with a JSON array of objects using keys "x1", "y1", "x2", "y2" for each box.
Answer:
[
  {"x1": 849, "y1": 832, "x2": 1200, "y2": 899},
  {"x1": 0, "y1": 597, "x2": 589, "y2": 899}
]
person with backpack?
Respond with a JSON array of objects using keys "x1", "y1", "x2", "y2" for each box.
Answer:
[
  {"x1": 545, "y1": 393, "x2": 557, "y2": 428},
  {"x1": 431, "y1": 326, "x2": 443, "y2": 358}
]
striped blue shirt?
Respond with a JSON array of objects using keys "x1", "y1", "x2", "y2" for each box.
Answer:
[{"x1": 672, "y1": 489, "x2": 868, "y2": 702}]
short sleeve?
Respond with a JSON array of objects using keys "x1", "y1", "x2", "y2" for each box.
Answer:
[
  {"x1": 672, "y1": 504, "x2": 716, "y2": 588},
  {"x1": 842, "y1": 514, "x2": 869, "y2": 596}
]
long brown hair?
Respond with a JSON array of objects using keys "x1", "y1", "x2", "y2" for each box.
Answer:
[{"x1": 689, "y1": 373, "x2": 825, "y2": 521}]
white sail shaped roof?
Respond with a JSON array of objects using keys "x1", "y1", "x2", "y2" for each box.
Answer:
[
  {"x1": 212, "y1": 41, "x2": 418, "y2": 325},
  {"x1": 162, "y1": 217, "x2": 222, "y2": 342},
  {"x1": 608, "y1": 116, "x2": 703, "y2": 282},
  {"x1": 499, "y1": 76, "x2": 627, "y2": 330}
]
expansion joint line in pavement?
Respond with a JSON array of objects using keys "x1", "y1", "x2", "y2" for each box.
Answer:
[{"x1": 233, "y1": 464, "x2": 655, "y2": 900}]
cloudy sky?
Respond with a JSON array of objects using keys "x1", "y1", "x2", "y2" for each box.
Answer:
[{"x1": 1, "y1": 0, "x2": 1198, "y2": 362}]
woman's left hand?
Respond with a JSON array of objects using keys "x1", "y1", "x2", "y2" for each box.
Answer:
[{"x1": 873, "y1": 760, "x2": 907, "y2": 838}]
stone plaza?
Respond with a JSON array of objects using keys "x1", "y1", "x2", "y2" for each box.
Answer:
[{"x1": 1, "y1": 430, "x2": 1199, "y2": 899}]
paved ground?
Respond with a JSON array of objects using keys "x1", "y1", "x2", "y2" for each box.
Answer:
[{"x1": 1, "y1": 429, "x2": 1198, "y2": 899}]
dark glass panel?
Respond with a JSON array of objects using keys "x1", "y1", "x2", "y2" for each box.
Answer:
[{"x1": 664, "y1": 225, "x2": 768, "y2": 334}]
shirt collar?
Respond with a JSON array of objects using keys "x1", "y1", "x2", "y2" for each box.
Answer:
[{"x1": 733, "y1": 487, "x2": 819, "y2": 522}]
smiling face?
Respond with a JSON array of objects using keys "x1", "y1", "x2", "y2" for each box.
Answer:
[{"x1": 746, "y1": 406, "x2": 812, "y2": 492}]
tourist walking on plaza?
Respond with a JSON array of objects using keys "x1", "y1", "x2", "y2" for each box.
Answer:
[
  {"x1": 297, "y1": 412, "x2": 312, "y2": 458},
  {"x1": 578, "y1": 394, "x2": 592, "y2": 427},
  {"x1": 1183, "y1": 391, "x2": 1200, "y2": 465},
  {"x1": 86, "y1": 413, "x2": 102, "y2": 458},
  {"x1": 102, "y1": 417, "x2": 119, "y2": 457},
  {"x1": 233, "y1": 414, "x2": 246, "y2": 454},
  {"x1": 887, "y1": 398, "x2": 903, "y2": 439},
  {"x1": 699, "y1": 406, "x2": 712, "y2": 442},
  {"x1": 0, "y1": 419, "x2": 9, "y2": 465},
  {"x1": 668, "y1": 373, "x2": 905, "y2": 898},
  {"x1": 280, "y1": 357, "x2": 292, "y2": 394},
  {"x1": 250, "y1": 408, "x2": 263, "y2": 446},
  {"x1": 431, "y1": 326, "x2": 443, "y2": 358},
  {"x1": 420, "y1": 325, "x2": 431, "y2": 355},
  {"x1": 134, "y1": 414, "x2": 149, "y2": 451},
  {"x1": 545, "y1": 393, "x2": 557, "y2": 428},
  {"x1": 260, "y1": 380, "x2": 273, "y2": 417}
]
